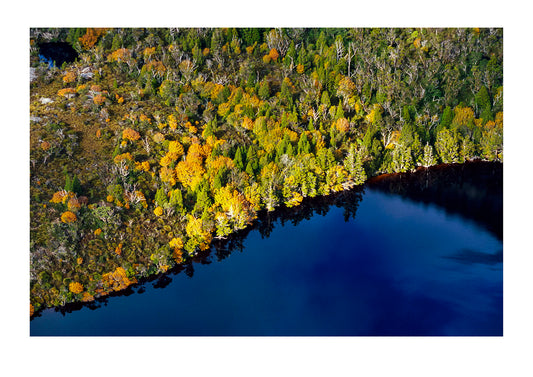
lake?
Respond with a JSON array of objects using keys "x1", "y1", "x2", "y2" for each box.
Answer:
[{"x1": 30, "y1": 161, "x2": 503, "y2": 336}]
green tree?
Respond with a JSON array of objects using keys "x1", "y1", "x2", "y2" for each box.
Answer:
[{"x1": 435, "y1": 128, "x2": 460, "y2": 163}]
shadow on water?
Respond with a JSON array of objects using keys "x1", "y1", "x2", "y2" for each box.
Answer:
[
  {"x1": 366, "y1": 161, "x2": 503, "y2": 240},
  {"x1": 38, "y1": 42, "x2": 78, "y2": 67},
  {"x1": 31, "y1": 161, "x2": 502, "y2": 319}
]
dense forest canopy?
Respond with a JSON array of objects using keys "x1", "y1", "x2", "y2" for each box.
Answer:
[{"x1": 29, "y1": 27, "x2": 503, "y2": 316}]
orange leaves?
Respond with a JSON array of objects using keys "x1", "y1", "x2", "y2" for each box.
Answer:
[
  {"x1": 40, "y1": 141, "x2": 51, "y2": 151},
  {"x1": 122, "y1": 128, "x2": 140, "y2": 141},
  {"x1": 57, "y1": 88, "x2": 76, "y2": 98},
  {"x1": 61, "y1": 211, "x2": 77, "y2": 223},
  {"x1": 268, "y1": 48, "x2": 279, "y2": 61},
  {"x1": 114, "y1": 243, "x2": 123, "y2": 256},
  {"x1": 79, "y1": 28, "x2": 108, "y2": 50},
  {"x1": 81, "y1": 292, "x2": 95, "y2": 302},
  {"x1": 94, "y1": 228, "x2": 102, "y2": 236},
  {"x1": 101, "y1": 267, "x2": 134, "y2": 292},
  {"x1": 242, "y1": 116, "x2": 254, "y2": 130},
  {"x1": 93, "y1": 94, "x2": 106, "y2": 106},
  {"x1": 62, "y1": 71, "x2": 76, "y2": 84},
  {"x1": 30, "y1": 304, "x2": 34, "y2": 317},
  {"x1": 69, "y1": 282, "x2": 84, "y2": 294},
  {"x1": 50, "y1": 190, "x2": 69, "y2": 204}
]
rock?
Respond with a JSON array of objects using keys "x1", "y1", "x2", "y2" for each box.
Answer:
[{"x1": 40, "y1": 97, "x2": 54, "y2": 104}]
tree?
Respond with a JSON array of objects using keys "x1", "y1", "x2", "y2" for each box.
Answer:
[
  {"x1": 421, "y1": 144, "x2": 437, "y2": 168},
  {"x1": 435, "y1": 128, "x2": 460, "y2": 163},
  {"x1": 391, "y1": 143, "x2": 414, "y2": 173}
]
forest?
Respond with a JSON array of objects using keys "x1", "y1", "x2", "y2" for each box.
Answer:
[{"x1": 29, "y1": 27, "x2": 503, "y2": 317}]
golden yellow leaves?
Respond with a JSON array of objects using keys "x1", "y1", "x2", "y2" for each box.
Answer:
[
  {"x1": 122, "y1": 128, "x2": 140, "y2": 141},
  {"x1": 107, "y1": 48, "x2": 132, "y2": 62},
  {"x1": 159, "y1": 141, "x2": 184, "y2": 168},
  {"x1": 453, "y1": 106, "x2": 475, "y2": 127},
  {"x1": 69, "y1": 282, "x2": 84, "y2": 294},
  {"x1": 365, "y1": 104, "x2": 383, "y2": 125},
  {"x1": 94, "y1": 228, "x2": 102, "y2": 236},
  {"x1": 134, "y1": 160, "x2": 150, "y2": 172},
  {"x1": 113, "y1": 152, "x2": 132, "y2": 164},
  {"x1": 185, "y1": 215, "x2": 212, "y2": 251},
  {"x1": 169, "y1": 237, "x2": 183, "y2": 250},
  {"x1": 143, "y1": 46, "x2": 156, "y2": 59},
  {"x1": 61, "y1": 211, "x2": 77, "y2": 223},
  {"x1": 168, "y1": 114, "x2": 178, "y2": 130},
  {"x1": 154, "y1": 206, "x2": 163, "y2": 216},
  {"x1": 297, "y1": 64, "x2": 305, "y2": 74},
  {"x1": 159, "y1": 166, "x2": 177, "y2": 186},
  {"x1": 77, "y1": 257, "x2": 83, "y2": 265},
  {"x1": 114, "y1": 243, "x2": 123, "y2": 256}
]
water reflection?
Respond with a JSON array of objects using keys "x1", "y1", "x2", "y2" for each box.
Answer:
[
  {"x1": 30, "y1": 162, "x2": 503, "y2": 335},
  {"x1": 367, "y1": 161, "x2": 503, "y2": 240}
]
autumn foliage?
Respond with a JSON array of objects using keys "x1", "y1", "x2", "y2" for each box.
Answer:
[
  {"x1": 122, "y1": 128, "x2": 141, "y2": 141},
  {"x1": 79, "y1": 28, "x2": 108, "y2": 50},
  {"x1": 61, "y1": 211, "x2": 77, "y2": 223},
  {"x1": 69, "y1": 282, "x2": 84, "y2": 294}
]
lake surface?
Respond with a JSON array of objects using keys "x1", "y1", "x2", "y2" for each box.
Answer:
[{"x1": 30, "y1": 162, "x2": 503, "y2": 336}]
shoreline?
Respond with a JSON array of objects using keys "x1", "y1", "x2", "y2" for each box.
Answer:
[{"x1": 31, "y1": 159, "x2": 503, "y2": 320}]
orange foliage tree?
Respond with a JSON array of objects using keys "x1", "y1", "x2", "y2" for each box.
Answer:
[
  {"x1": 61, "y1": 211, "x2": 77, "y2": 223},
  {"x1": 79, "y1": 28, "x2": 108, "y2": 50},
  {"x1": 122, "y1": 128, "x2": 141, "y2": 141},
  {"x1": 69, "y1": 282, "x2": 84, "y2": 294}
]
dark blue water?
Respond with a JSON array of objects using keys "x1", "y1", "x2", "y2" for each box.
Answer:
[{"x1": 30, "y1": 165, "x2": 503, "y2": 336}]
